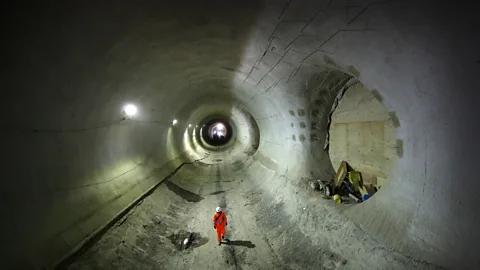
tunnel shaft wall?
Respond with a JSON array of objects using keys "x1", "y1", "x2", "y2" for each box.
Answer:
[
  {"x1": 231, "y1": 1, "x2": 479, "y2": 268},
  {"x1": 1, "y1": 0, "x2": 479, "y2": 269},
  {"x1": 1, "y1": 1, "x2": 263, "y2": 268},
  {"x1": 329, "y1": 83, "x2": 398, "y2": 188}
]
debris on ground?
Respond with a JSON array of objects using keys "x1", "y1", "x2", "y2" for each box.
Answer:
[
  {"x1": 310, "y1": 178, "x2": 334, "y2": 198},
  {"x1": 321, "y1": 160, "x2": 379, "y2": 204},
  {"x1": 310, "y1": 179, "x2": 324, "y2": 191},
  {"x1": 167, "y1": 230, "x2": 209, "y2": 251}
]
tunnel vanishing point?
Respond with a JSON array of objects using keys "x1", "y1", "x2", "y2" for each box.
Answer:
[{"x1": 2, "y1": 1, "x2": 479, "y2": 269}]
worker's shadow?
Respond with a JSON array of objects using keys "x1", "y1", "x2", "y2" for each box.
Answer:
[{"x1": 223, "y1": 240, "x2": 255, "y2": 248}]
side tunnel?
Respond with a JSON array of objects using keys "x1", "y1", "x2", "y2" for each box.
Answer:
[{"x1": 1, "y1": 0, "x2": 479, "y2": 269}]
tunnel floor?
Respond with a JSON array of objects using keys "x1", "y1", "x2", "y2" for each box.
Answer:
[{"x1": 68, "y1": 154, "x2": 442, "y2": 270}]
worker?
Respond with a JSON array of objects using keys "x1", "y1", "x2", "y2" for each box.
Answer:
[{"x1": 213, "y1": 206, "x2": 228, "y2": 246}]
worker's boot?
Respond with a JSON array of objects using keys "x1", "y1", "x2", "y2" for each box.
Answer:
[{"x1": 218, "y1": 242, "x2": 221, "y2": 246}]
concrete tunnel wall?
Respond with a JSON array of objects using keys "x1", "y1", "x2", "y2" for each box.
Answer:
[{"x1": 1, "y1": 0, "x2": 479, "y2": 269}]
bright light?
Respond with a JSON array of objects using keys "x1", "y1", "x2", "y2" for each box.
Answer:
[
  {"x1": 123, "y1": 104, "x2": 137, "y2": 116},
  {"x1": 172, "y1": 119, "x2": 178, "y2": 125},
  {"x1": 196, "y1": 125, "x2": 198, "y2": 128},
  {"x1": 188, "y1": 124, "x2": 192, "y2": 128},
  {"x1": 209, "y1": 122, "x2": 227, "y2": 139}
]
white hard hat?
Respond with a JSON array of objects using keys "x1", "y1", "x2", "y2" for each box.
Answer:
[{"x1": 216, "y1": 206, "x2": 221, "y2": 213}]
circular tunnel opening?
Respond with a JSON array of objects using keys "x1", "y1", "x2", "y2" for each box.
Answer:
[
  {"x1": 208, "y1": 122, "x2": 228, "y2": 140},
  {"x1": 324, "y1": 77, "x2": 398, "y2": 204},
  {"x1": 201, "y1": 118, "x2": 233, "y2": 146}
]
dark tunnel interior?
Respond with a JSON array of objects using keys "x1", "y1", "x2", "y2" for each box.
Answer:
[
  {"x1": 202, "y1": 118, "x2": 233, "y2": 146},
  {"x1": 1, "y1": 0, "x2": 479, "y2": 269}
]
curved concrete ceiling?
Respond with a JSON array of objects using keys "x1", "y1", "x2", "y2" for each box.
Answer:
[{"x1": 2, "y1": 0, "x2": 479, "y2": 269}]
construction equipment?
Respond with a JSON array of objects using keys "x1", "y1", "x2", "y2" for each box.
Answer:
[
  {"x1": 333, "y1": 194, "x2": 342, "y2": 204},
  {"x1": 358, "y1": 186, "x2": 371, "y2": 201},
  {"x1": 348, "y1": 193, "x2": 360, "y2": 202},
  {"x1": 346, "y1": 171, "x2": 361, "y2": 190},
  {"x1": 330, "y1": 161, "x2": 374, "y2": 203},
  {"x1": 334, "y1": 161, "x2": 348, "y2": 188}
]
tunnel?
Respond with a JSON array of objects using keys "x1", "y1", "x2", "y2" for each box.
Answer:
[{"x1": 2, "y1": 0, "x2": 479, "y2": 269}]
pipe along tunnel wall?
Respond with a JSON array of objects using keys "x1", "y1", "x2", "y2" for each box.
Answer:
[{"x1": 1, "y1": 0, "x2": 479, "y2": 269}]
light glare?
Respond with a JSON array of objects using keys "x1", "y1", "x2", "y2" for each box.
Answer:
[
  {"x1": 123, "y1": 104, "x2": 137, "y2": 116},
  {"x1": 172, "y1": 119, "x2": 178, "y2": 125}
]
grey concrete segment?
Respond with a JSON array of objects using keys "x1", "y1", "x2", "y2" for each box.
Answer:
[{"x1": 1, "y1": 0, "x2": 479, "y2": 269}]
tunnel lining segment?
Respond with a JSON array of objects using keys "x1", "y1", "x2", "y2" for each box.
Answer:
[
  {"x1": 3, "y1": 0, "x2": 479, "y2": 269},
  {"x1": 53, "y1": 155, "x2": 208, "y2": 269}
]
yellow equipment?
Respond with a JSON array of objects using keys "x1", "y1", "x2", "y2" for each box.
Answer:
[
  {"x1": 334, "y1": 161, "x2": 348, "y2": 188},
  {"x1": 347, "y1": 171, "x2": 361, "y2": 191},
  {"x1": 333, "y1": 194, "x2": 342, "y2": 203}
]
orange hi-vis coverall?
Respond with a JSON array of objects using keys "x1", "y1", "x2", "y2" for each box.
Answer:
[{"x1": 213, "y1": 211, "x2": 228, "y2": 242}]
